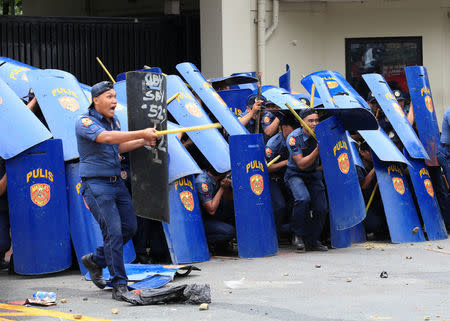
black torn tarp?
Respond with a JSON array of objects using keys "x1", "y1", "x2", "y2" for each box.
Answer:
[{"x1": 122, "y1": 284, "x2": 211, "y2": 305}]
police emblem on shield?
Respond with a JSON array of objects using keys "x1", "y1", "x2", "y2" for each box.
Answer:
[
  {"x1": 424, "y1": 96, "x2": 433, "y2": 113},
  {"x1": 424, "y1": 178, "x2": 434, "y2": 197},
  {"x1": 179, "y1": 191, "x2": 194, "y2": 211},
  {"x1": 59, "y1": 96, "x2": 80, "y2": 112},
  {"x1": 392, "y1": 177, "x2": 405, "y2": 195},
  {"x1": 326, "y1": 80, "x2": 338, "y2": 89},
  {"x1": 185, "y1": 102, "x2": 202, "y2": 118},
  {"x1": 250, "y1": 174, "x2": 264, "y2": 196},
  {"x1": 392, "y1": 102, "x2": 405, "y2": 116},
  {"x1": 30, "y1": 183, "x2": 51, "y2": 207},
  {"x1": 337, "y1": 153, "x2": 350, "y2": 174}
]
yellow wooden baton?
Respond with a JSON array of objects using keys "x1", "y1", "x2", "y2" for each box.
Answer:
[
  {"x1": 156, "y1": 123, "x2": 222, "y2": 136},
  {"x1": 365, "y1": 182, "x2": 378, "y2": 212},
  {"x1": 96, "y1": 57, "x2": 116, "y2": 84},
  {"x1": 285, "y1": 103, "x2": 317, "y2": 141},
  {"x1": 267, "y1": 155, "x2": 281, "y2": 168}
]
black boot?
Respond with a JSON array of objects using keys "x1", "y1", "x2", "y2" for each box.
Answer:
[
  {"x1": 112, "y1": 284, "x2": 129, "y2": 301},
  {"x1": 81, "y1": 253, "x2": 106, "y2": 289},
  {"x1": 291, "y1": 235, "x2": 305, "y2": 251}
]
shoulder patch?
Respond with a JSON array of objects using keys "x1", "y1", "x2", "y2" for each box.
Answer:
[
  {"x1": 201, "y1": 183, "x2": 209, "y2": 193},
  {"x1": 81, "y1": 117, "x2": 93, "y2": 127},
  {"x1": 116, "y1": 121, "x2": 121, "y2": 129},
  {"x1": 265, "y1": 147, "x2": 273, "y2": 158},
  {"x1": 263, "y1": 116, "x2": 271, "y2": 124},
  {"x1": 288, "y1": 136, "x2": 296, "y2": 147}
]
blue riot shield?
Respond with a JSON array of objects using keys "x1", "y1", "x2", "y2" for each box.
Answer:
[
  {"x1": 209, "y1": 75, "x2": 257, "y2": 90},
  {"x1": 27, "y1": 69, "x2": 90, "y2": 161},
  {"x1": 65, "y1": 163, "x2": 136, "y2": 276},
  {"x1": 229, "y1": 72, "x2": 258, "y2": 90},
  {"x1": 262, "y1": 86, "x2": 308, "y2": 110},
  {"x1": 316, "y1": 116, "x2": 366, "y2": 230},
  {"x1": 218, "y1": 88, "x2": 253, "y2": 116},
  {"x1": 117, "y1": 67, "x2": 162, "y2": 82},
  {"x1": 167, "y1": 122, "x2": 202, "y2": 183},
  {"x1": 229, "y1": 134, "x2": 278, "y2": 258},
  {"x1": 371, "y1": 154, "x2": 425, "y2": 243},
  {"x1": 176, "y1": 62, "x2": 248, "y2": 135},
  {"x1": 331, "y1": 222, "x2": 366, "y2": 249},
  {"x1": 0, "y1": 78, "x2": 52, "y2": 159},
  {"x1": 403, "y1": 150, "x2": 447, "y2": 241},
  {"x1": 405, "y1": 66, "x2": 440, "y2": 166},
  {"x1": 166, "y1": 75, "x2": 231, "y2": 173},
  {"x1": 347, "y1": 132, "x2": 364, "y2": 168},
  {"x1": 301, "y1": 70, "x2": 370, "y2": 109},
  {"x1": 279, "y1": 64, "x2": 291, "y2": 92},
  {"x1": 363, "y1": 73, "x2": 429, "y2": 160},
  {"x1": 301, "y1": 72, "x2": 408, "y2": 164},
  {"x1": 163, "y1": 175, "x2": 210, "y2": 264},
  {"x1": 0, "y1": 57, "x2": 37, "y2": 99},
  {"x1": 79, "y1": 83, "x2": 92, "y2": 104},
  {"x1": 5, "y1": 139, "x2": 72, "y2": 274},
  {"x1": 310, "y1": 75, "x2": 378, "y2": 131},
  {"x1": 113, "y1": 80, "x2": 129, "y2": 131}
]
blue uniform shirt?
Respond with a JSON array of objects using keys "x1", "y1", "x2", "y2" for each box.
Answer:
[
  {"x1": 195, "y1": 170, "x2": 218, "y2": 203},
  {"x1": 286, "y1": 127, "x2": 319, "y2": 173},
  {"x1": 261, "y1": 111, "x2": 276, "y2": 132},
  {"x1": 265, "y1": 131, "x2": 289, "y2": 179},
  {"x1": 75, "y1": 108, "x2": 122, "y2": 177},
  {"x1": 237, "y1": 109, "x2": 272, "y2": 134},
  {"x1": 441, "y1": 107, "x2": 450, "y2": 145}
]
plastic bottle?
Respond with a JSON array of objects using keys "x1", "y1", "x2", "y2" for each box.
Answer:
[{"x1": 32, "y1": 291, "x2": 56, "y2": 301}]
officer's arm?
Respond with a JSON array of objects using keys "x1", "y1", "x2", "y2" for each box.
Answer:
[
  {"x1": 268, "y1": 159, "x2": 287, "y2": 173},
  {"x1": 263, "y1": 117, "x2": 280, "y2": 137},
  {"x1": 201, "y1": 187, "x2": 225, "y2": 216},
  {"x1": 118, "y1": 138, "x2": 157, "y2": 153},
  {"x1": 0, "y1": 174, "x2": 6, "y2": 197},
  {"x1": 406, "y1": 103, "x2": 414, "y2": 126},
  {"x1": 292, "y1": 146, "x2": 319, "y2": 170},
  {"x1": 96, "y1": 128, "x2": 157, "y2": 145},
  {"x1": 27, "y1": 97, "x2": 38, "y2": 112},
  {"x1": 238, "y1": 100, "x2": 263, "y2": 126},
  {"x1": 360, "y1": 168, "x2": 376, "y2": 190}
]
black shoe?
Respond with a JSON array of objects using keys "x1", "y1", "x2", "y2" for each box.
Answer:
[
  {"x1": 306, "y1": 241, "x2": 328, "y2": 252},
  {"x1": 81, "y1": 254, "x2": 106, "y2": 289},
  {"x1": 136, "y1": 253, "x2": 152, "y2": 265},
  {"x1": 112, "y1": 284, "x2": 129, "y2": 301},
  {"x1": 291, "y1": 235, "x2": 305, "y2": 251}
]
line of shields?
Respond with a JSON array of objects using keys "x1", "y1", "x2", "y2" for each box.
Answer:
[{"x1": 0, "y1": 57, "x2": 447, "y2": 278}]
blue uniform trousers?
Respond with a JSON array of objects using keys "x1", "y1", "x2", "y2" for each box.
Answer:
[
  {"x1": 203, "y1": 199, "x2": 235, "y2": 245},
  {"x1": 269, "y1": 179, "x2": 290, "y2": 235},
  {"x1": 0, "y1": 209, "x2": 10, "y2": 257},
  {"x1": 437, "y1": 144, "x2": 449, "y2": 184},
  {"x1": 81, "y1": 178, "x2": 137, "y2": 286},
  {"x1": 285, "y1": 170, "x2": 328, "y2": 244}
]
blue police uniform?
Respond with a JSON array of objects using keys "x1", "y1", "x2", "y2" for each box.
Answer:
[
  {"x1": 265, "y1": 132, "x2": 291, "y2": 234},
  {"x1": 438, "y1": 107, "x2": 450, "y2": 183},
  {"x1": 356, "y1": 165, "x2": 388, "y2": 236},
  {"x1": 194, "y1": 170, "x2": 235, "y2": 246},
  {"x1": 284, "y1": 128, "x2": 327, "y2": 245},
  {"x1": 0, "y1": 158, "x2": 10, "y2": 262},
  {"x1": 75, "y1": 108, "x2": 137, "y2": 287},
  {"x1": 238, "y1": 109, "x2": 273, "y2": 139}
]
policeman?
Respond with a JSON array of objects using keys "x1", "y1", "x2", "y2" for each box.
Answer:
[
  {"x1": 265, "y1": 113, "x2": 298, "y2": 237},
  {"x1": 393, "y1": 89, "x2": 414, "y2": 125},
  {"x1": 237, "y1": 94, "x2": 265, "y2": 133},
  {"x1": 284, "y1": 109, "x2": 328, "y2": 251},
  {"x1": 0, "y1": 157, "x2": 10, "y2": 270},
  {"x1": 75, "y1": 81, "x2": 158, "y2": 301},
  {"x1": 195, "y1": 166, "x2": 235, "y2": 255},
  {"x1": 357, "y1": 142, "x2": 388, "y2": 239}
]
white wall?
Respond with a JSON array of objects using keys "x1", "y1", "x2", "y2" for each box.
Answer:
[{"x1": 203, "y1": 0, "x2": 450, "y2": 123}]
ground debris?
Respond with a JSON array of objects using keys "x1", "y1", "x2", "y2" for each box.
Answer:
[
  {"x1": 61, "y1": 299, "x2": 67, "y2": 303},
  {"x1": 412, "y1": 227, "x2": 419, "y2": 234},
  {"x1": 111, "y1": 308, "x2": 119, "y2": 314},
  {"x1": 406, "y1": 256, "x2": 412, "y2": 259},
  {"x1": 73, "y1": 314, "x2": 82, "y2": 319},
  {"x1": 199, "y1": 303, "x2": 209, "y2": 311},
  {"x1": 437, "y1": 245, "x2": 444, "y2": 249},
  {"x1": 315, "y1": 265, "x2": 321, "y2": 268},
  {"x1": 346, "y1": 278, "x2": 352, "y2": 283}
]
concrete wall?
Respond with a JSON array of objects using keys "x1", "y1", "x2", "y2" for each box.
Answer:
[{"x1": 201, "y1": 0, "x2": 450, "y2": 123}]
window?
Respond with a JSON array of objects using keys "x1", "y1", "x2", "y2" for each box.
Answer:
[{"x1": 345, "y1": 37, "x2": 423, "y2": 100}]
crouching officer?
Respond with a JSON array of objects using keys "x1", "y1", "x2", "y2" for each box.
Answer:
[
  {"x1": 195, "y1": 167, "x2": 236, "y2": 255},
  {"x1": 284, "y1": 109, "x2": 328, "y2": 251},
  {"x1": 75, "y1": 81, "x2": 158, "y2": 301},
  {"x1": 265, "y1": 114, "x2": 298, "y2": 237}
]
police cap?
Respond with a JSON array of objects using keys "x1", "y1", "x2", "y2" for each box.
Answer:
[{"x1": 91, "y1": 81, "x2": 114, "y2": 98}]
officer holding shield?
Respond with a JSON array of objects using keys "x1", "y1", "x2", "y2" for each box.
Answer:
[
  {"x1": 76, "y1": 81, "x2": 158, "y2": 301},
  {"x1": 284, "y1": 109, "x2": 328, "y2": 251},
  {"x1": 437, "y1": 107, "x2": 450, "y2": 184}
]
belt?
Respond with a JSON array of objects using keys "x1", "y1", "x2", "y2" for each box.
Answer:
[{"x1": 82, "y1": 176, "x2": 119, "y2": 183}]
